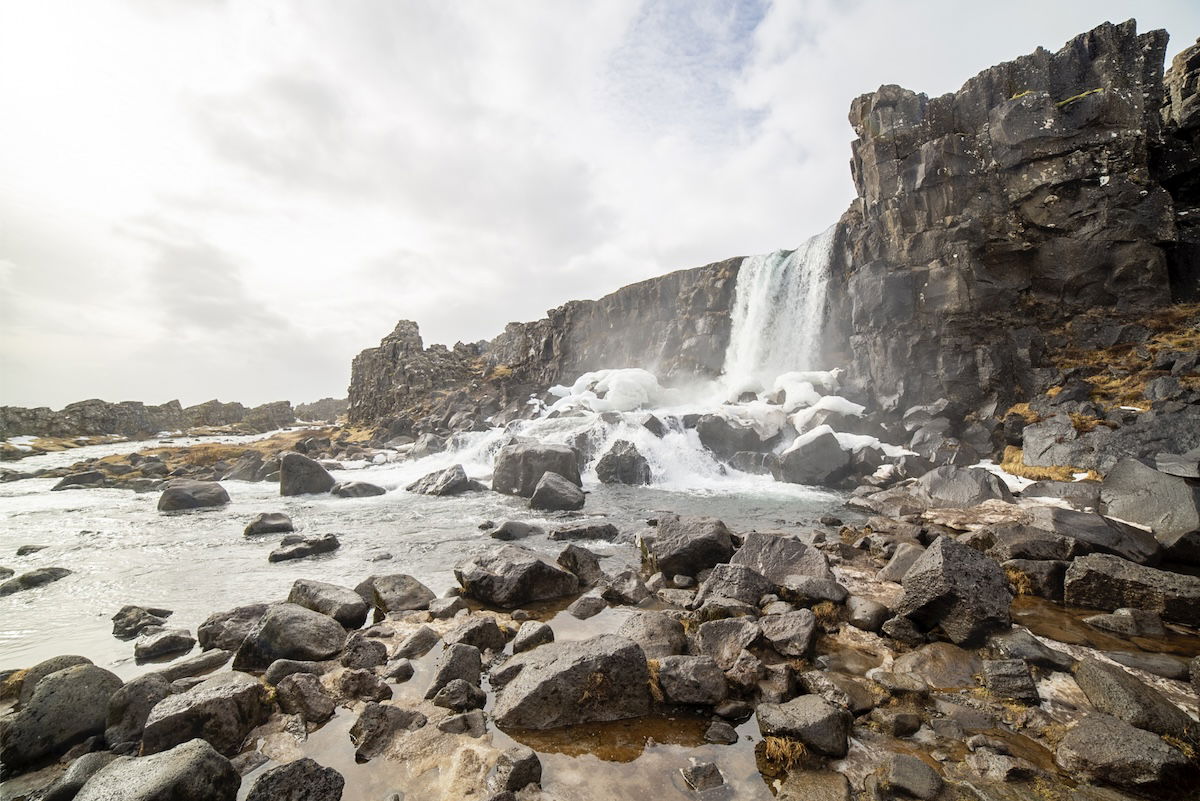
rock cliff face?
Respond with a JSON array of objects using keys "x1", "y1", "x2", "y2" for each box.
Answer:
[
  {"x1": 0, "y1": 398, "x2": 296, "y2": 439},
  {"x1": 347, "y1": 259, "x2": 739, "y2": 425},
  {"x1": 829, "y1": 20, "x2": 1185, "y2": 414},
  {"x1": 348, "y1": 21, "x2": 1197, "y2": 430}
]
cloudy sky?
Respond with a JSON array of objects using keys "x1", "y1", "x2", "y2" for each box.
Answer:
[{"x1": 2, "y1": 0, "x2": 1197, "y2": 409}]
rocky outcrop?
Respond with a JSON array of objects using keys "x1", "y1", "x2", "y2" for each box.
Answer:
[
  {"x1": 0, "y1": 396, "x2": 295, "y2": 439},
  {"x1": 294, "y1": 397, "x2": 349, "y2": 422}
]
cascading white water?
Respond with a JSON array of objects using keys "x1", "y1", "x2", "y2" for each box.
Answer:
[{"x1": 722, "y1": 225, "x2": 837, "y2": 395}]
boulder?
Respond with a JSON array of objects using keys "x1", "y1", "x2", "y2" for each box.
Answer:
[
  {"x1": 355, "y1": 574, "x2": 436, "y2": 613},
  {"x1": 492, "y1": 746, "x2": 542, "y2": 793},
  {"x1": 198, "y1": 604, "x2": 269, "y2": 652},
  {"x1": 915, "y1": 466, "x2": 1013, "y2": 508},
  {"x1": 1101, "y1": 457, "x2": 1200, "y2": 561},
  {"x1": 1002, "y1": 559, "x2": 1068, "y2": 601},
  {"x1": 455, "y1": 545, "x2": 579, "y2": 608},
  {"x1": 105, "y1": 673, "x2": 173, "y2": 748},
  {"x1": 349, "y1": 702, "x2": 426, "y2": 762},
  {"x1": 877, "y1": 543, "x2": 925, "y2": 583},
  {"x1": 268, "y1": 534, "x2": 340, "y2": 562},
  {"x1": 39, "y1": 751, "x2": 119, "y2": 801},
  {"x1": 279, "y1": 452, "x2": 335, "y2": 496},
  {"x1": 1055, "y1": 713, "x2": 1188, "y2": 790},
  {"x1": 288, "y1": 579, "x2": 369, "y2": 628},
  {"x1": 656, "y1": 655, "x2": 726, "y2": 705},
  {"x1": 157, "y1": 480, "x2": 230, "y2": 512},
  {"x1": 155, "y1": 649, "x2": 232, "y2": 683},
  {"x1": 330, "y1": 480, "x2": 386, "y2": 498},
  {"x1": 1064, "y1": 554, "x2": 1200, "y2": 625},
  {"x1": 0, "y1": 566, "x2": 73, "y2": 596},
  {"x1": 493, "y1": 635, "x2": 651, "y2": 729},
  {"x1": 232, "y1": 603, "x2": 347, "y2": 670},
  {"x1": 773, "y1": 430, "x2": 852, "y2": 486},
  {"x1": 692, "y1": 618, "x2": 760, "y2": 670},
  {"x1": 135, "y1": 628, "x2": 197, "y2": 661},
  {"x1": 644, "y1": 514, "x2": 735, "y2": 577},
  {"x1": 1073, "y1": 658, "x2": 1194, "y2": 737},
  {"x1": 0, "y1": 663, "x2": 123, "y2": 770},
  {"x1": 263, "y1": 659, "x2": 323, "y2": 686},
  {"x1": 895, "y1": 536, "x2": 1012, "y2": 645},
  {"x1": 406, "y1": 464, "x2": 473, "y2": 496},
  {"x1": 595, "y1": 440, "x2": 652, "y2": 485},
  {"x1": 616, "y1": 611, "x2": 687, "y2": 659},
  {"x1": 141, "y1": 671, "x2": 271, "y2": 756},
  {"x1": 879, "y1": 754, "x2": 942, "y2": 801},
  {"x1": 340, "y1": 638, "x2": 388, "y2": 669},
  {"x1": 556, "y1": 543, "x2": 607, "y2": 588},
  {"x1": 431, "y1": 678, "x2": 486, "y2": 711},
  {"x1": 777, "y1": 575, "x2": 849, "y2": 605},
  {"x1": 244, "y1": 758, "x2": 344, "y2": 801},
  {"x1": 424, "y1": 643, "x2": 482, "y2": 700},
  {"x1": 222, "y1": 453, "x2": 263, "y2": 482},
  {"x1": 1024, "y1": 506, "x2": 1161, "y2": 565},
  {"x1": 893, "y1": 642, "x2": 982, "y2": 689},
  {"x1": 427, "y1": 596, "x2": 467, "y2": 619},
  {"x1": 846, "y1": 597, "x2": 889, "y2": 631},
  {"x1": 445, "y1": 617, "x2": 507, "y2": 652},
  {"x1": 17, "y1": 654, "x2": 93, "y2": 705},
  {"x1": 697, "y1": 414, "x2": 767, "y2": 459},
  {"x1": 241, "y1": 510, "x2": 292, "y2": 534},
  {"x1": 549, "y1": 522, "x2": 620, "y2": 542},
  {"x1": 982, "y1": 659, "x2": 1039, "y2": 704},
  {"x1": 51, "y1": 470, "x2": 106, "y2": 491},
  {"x1": 731, "y1": 531, "x2": 833, "y2": 584},
  {"x1": 755, "y1": 695, "x2": 852, "y2": 757},
  {"x1": 488, "y1": 520, "x2": 543, "y2": 541},
  {"x1": 601, "y1": 569, "x2": 650, "y2": 605},
  {"x1": 492, "y1": 442, "x2": 581, "y2": 497},
  {"x1": 112, "y1": 605, "x2": 172, "y2": 639},
  {"x1": 336, "y1": 668, "x2": 392, "y2": 702},
  {"x1": 529, "y1": 471, "x2": 585, "y2": 511},
  {"x1": 759, "y1": 609, "x2": 817, "y2": 657},
  {"x1": 512, "y1": 620, "x2": 554, "y2": 653},
  {"x1": 693, "y1": 563, "x2": 773, "y2": 607},
  {"x1": 73, "y1": 739, "x2": 240, "y2": 801}
]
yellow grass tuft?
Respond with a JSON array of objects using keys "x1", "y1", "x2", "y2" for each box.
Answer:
[
  {"x1": 761, "y1": 736, "x2": 809, "y2": 769},
  {"x1": 1005, "y1": 566, "x2": 1035, "y2": 597},
  {"x1": 812, "y1": 601, "x2": 840, "y2": 629},
  {"x1": 646, "y1": 659, "x2": 664, "y2": 703}
]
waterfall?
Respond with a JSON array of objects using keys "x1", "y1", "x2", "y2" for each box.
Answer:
[{"x1": 722, "y1": 225, "x2": 837, "y2": 393}]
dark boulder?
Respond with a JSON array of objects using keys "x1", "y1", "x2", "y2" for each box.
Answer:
[
  {"x1": 759, "y1": 609, "x2": 817, "y2": 657},
  {"x1": 106, "y1": 673, "x2": 173, "y2": 748},
  {"x1": 424, "y1": 643, "x2": 482, "y2": 700},
  {"x1": 492, "y1": 635, "x2": 651, "y2": 729},
  {"x1": 773, "y1": 430, "x2": 852, "y2": 487},
  {"x1": 406, "y1": 464, "x2": 473, "y2": 496},
  {"x1": 529, "y1": 471, "x2": 585, "y2": 511},
  {"x1": 455, "y1": 545, "x2": 579, "y2": 608},
  {"x1": 349, "y1": 703, "x2": 426, "y2": 762},
  {"x1": 141, "y1": 671, "x2": 271, "y2": 756},
  {"x1": 692, "y1": 618, "x2": 760, "y2": 671},
  {"x1": 731, "y1": 531, "x2": 833, "y2": 584},
  {"x1": 0, "y1": 566, "x2": 72, "y2": 596},
  {"x1": 243, "y1": 512, "x2": 293, "y2": 536},
  {"x1": 17, "y1": 655, "x2": 93, "y2": 705},
  {"x1": 556, "y1": 543, "x2": 607, "y2": 588},
  {"x1": 135, "y1": 628, "x2": 197, "y2": 661},
  {"x1": 288, "y1": 579, "x2": 369, "y2": 628},
  {"x1": 232, "y1": 603, "x2": 347, "y2": 670},
  {"x1": 492, "y1": 442, "x2": 581, "y2": 498},
  {"x1": 1055, "y1": 713, "x2": 1188, "y2": 791},
  {"x1": 51, "y1": 470, "x2": 106, "y2": 491},
  {"x1": 1064, "y1": 554, "x2": 1200, "y2": 625},
  {"x1": 643, "y1": 514, "x2": 734, "y2": 577},
  {"x1": 615, "y1": 611, "x2": 687, "y2": 659},
  {"x1": 0, "y1": 663, "x2": 123, "y2": 770},
  {"x1": 268, "y1": 534, "x2": 340, "y2": 562},
  {"x1": 330, "y1": 480, "x2": 385, "y2": 498},
  {"x1": 221, "y1": 453, "x2": 263, "y2": 482},
  {"x1": 595, "y1": 440, "x2": 652, "y2": 485},
  {"x1": 549, "y1": 522, "x2": 620, "y2": 542},
  {"x1": 756, "y1": 695, "x2": 852, "y2": 757},
  {"x1": 895, "y1": 536, "x2": 1012, "y2": 645},
  {"x1": 73, "y1": 739, "x2": 240, "y2": 801},
  {"x1": 1101, "y1": 457, "x2": 1200, "y2": 562},
  {"x1": 655, "y1": 655, "x2": 726, "y2": 705},
  {"x1": 1024, "y1": 506, "x2": 1161, "y2": 565},
  {"x1": 1073, "y1": 658, "x2": 1194, "y2": 737},
  {"x1": 198, "y1": 604, "x2": 269, "y2": 652},
  {"x1": 693, "y1": 563, "x2": 773, "y2": 607},
  {"x1": 39, "y1": 751, "x2": 119, "y2": 801},
  {"x1": 112, "y1": 605, "x2": 172, "y2": 639},
  {"x1": 355, "y1": 574, "x2": 436, "y2": 613},
  {"x1": 512, "y1": 620, "x2": 554, "y2": 653},
  {"x1": 275, "y1": 672, "x2": 335, "y2": 724},
  {"x1": 696, "y1": 414, "x2": 769, "y2": 459},
  {"x1": 915, "y1": 466, "x2": 1013, "y2": 508},
  {"x1": 244, "y1": 758, "x2": 344, "y2": 801},
  {"x1": 279, "y1": 452, "x2": 335, "y2": 496},
  {"x1": 157, "y1": 480, "x2": 230, "y2": 512}
]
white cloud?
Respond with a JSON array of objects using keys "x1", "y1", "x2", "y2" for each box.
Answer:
[{"x1": 1, "y1": 0, "x2": 1196, "y2": 408}]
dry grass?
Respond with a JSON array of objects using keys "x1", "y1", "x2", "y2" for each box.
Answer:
[
  {"x1": 646, "y1": 659, "x2": 664, "y2": 703},
  {"x1": 812, "y1": 601, "x2": 840, "y2": 630},
  {"x1": 0, "y1": 668, "x2": 27, "y2": 700},
  {"x1": 145, "y1": 427, "x2": 331, "y2": 468},
  {"x1": 488, "y1": 364, "x2": 515, "y2": 380},
  {"x1": 1068, "y1": 413, "x2": 1114, "y2": 434},
  {"x1": 761, "y1": 736, "x2": 809, "y2": 770},
  {"x1": 999, "y1": 446, "x2": 1078, "y2": 482},
  {"x1": 1006, "y1": 566, "x2": 1035, "y2": 597},
  {"x1": 1004, "y1": 403, "x2": 1042, "y2": 424}
]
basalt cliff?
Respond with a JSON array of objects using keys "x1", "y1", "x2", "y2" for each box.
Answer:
[{"x1": 350, "y1": 20, "x2": 1198, "y2": 436}]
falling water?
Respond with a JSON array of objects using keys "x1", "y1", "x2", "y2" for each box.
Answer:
[{"x1": 722, "y1": 225, "x2": 837, "y2": 393}]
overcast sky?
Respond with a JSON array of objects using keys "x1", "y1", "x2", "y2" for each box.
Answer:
[{"x1": 2, "y1": 1, "x2": 1197, "y2": 409}]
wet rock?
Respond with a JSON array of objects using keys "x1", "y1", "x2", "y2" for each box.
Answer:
[
  {"x1": 40, "y1": 751, "x2": 120, "y2": 801},
  {"x1": 982, "y1": 659, "x2": 1039, "y2": 704},
  {"x1": 775, "y1": 770, "x2": 850, "y2": 801},
  {"x1": 616, "y1": 611, "x2": 686, "y2": 659},
  {"x1": 895, "y1": 536, "x2": 1012, "y2": 645},
  {"x1": 556, "y1": 543, "x2": 607, "y2": 587},
  {"x1": 268, "y1": 533, "x2": 340, "y2": 562},
  {"x1": 680, "y1": 760, "x2": 724, "y2": 792},
  {"x1": 73, "y1": 738, "x2": 240, "y2": 801},
  {"x1": 455, "y1": 544, "x2": 579, "y2": 608},
  {"x1": 381, "y1": 659, "x2": 414, "y2": 682},
  {"x1": 1055, "y1": 713, "x2": 1188, "y2": 790},
  {"x1": 488, "y1": 520, "x2": 543, "y2": 541},
  {"x1": 198, "y1": 603, "x2": 269, "y2": 652},
  {"x1": 1103, "y1": 651, "x2": 1191, "y2": 681},
  {"x1": 156, "y1": 480, "x2": 231, "y2": 512},
  {"x1": 406, "y1": 464, "x2": 473, "y2": 496},
  {"x1": 492, "y1": 442, "x2": 581, "y2": 498},
  {"x1": 759, "y1": 610, "x2": 816, "y2": 657},
  {"x1": 655, "y1": 655, "x2": 726, "y2": 705},
  {"x1": 221, "y1": 452, "x2": 263, "y2": 482},
  {"x1": 425, "y1": 597, "x2": 465, "y2": 620},
  {"x1": 529, "y1": 471, "x2": 585, "y2": 511},
  {"x1": 692, "y1": 618, "x2": 760, "y2": 671},
  {"x1": 645, "y1": 514, "x2": 735, "y2": 577},
  {"x1": 915, "y1": 465, "x2": 1012, "y2": 508},
  {"x1": 243, "y1": 512, "x2": 293, "y2": 536},
  {"x1": 263, "y1": 659, "x2": 322, "y2": 686},
  {"x1": 869, "y1": 708, "x2": 921, "y2": 737},
  {"x1": 601, "y1": 569, "x2": 651, "y2": 605},
  {"x1": 756, "y1": 695, "x2": 851, "y2": 757},
  {"x1": 355, "y1": 573, "x2": 436, "y2": 614},
  {"x1": 348, "y1": 703, "x2": 426, "y2": 762},
  {"x1": 232, "y1": 603, "x2": 347, "y2": 670},
  {"x1": 112, "y1": 605, "x2": 172, "y2": 640},
  {"x1": 141, "y1": 671, "x2": 271, "y2": 756},
  {"x1": 105, "y1": 673, "x2": 172, "y2": 749},
  {"x1": 549, "y1": 522, "x2": 620, "y2": 542},
  {"x1": 288, "y1": 579, "x2": 369, "y2": 629},
  {"x1": 331, "y1": 480, "x2": 386, "y2": 498},
  {"x1": 1156, "y1": 448, "x2": 1200, "y2": 479},
  {"x1": 774, "y1": 430, "x2": 852, "y2": 487},
  {"x1": 445, "y1": 617, "x2": 507, "y2": 652},
  {"x1": 880, "y1": 615, "x2": 926, "y2": 646},
  {"x1": 279, "y1": 452, "x2": 335, "y2": 496},
  {"x1": 275, "y1": 672, "x2": 335, "y2": 724},
  {"x1": 155, "y1": 650, "x2": 228, "y2": 682},
  {"x1": 879, "y1": 754, "x2": 942, "y2": 800},
  {"x1": 133, "y1": 626, "x2": 196, "y2": 661},
  {"x1": 340, "y1": 637, "x2": 388, "y2": 669},
  {"x1": 1083, "y1": 607, "x2": 1165, "y2": 637},
  {"x1": 337, "y1": 668, "x2": 392, "y2": 702},
  {"x1": 492, "y1": 634, "x2": 651, "y2": 729},
  {"x1": 438, "y1": 709, "x2": 487, "y2": 736},
  {"x1": 244, "y1": 757, "x2": 344, "y2": 801},
  {"x1": 693, "y1": 563, "x2": 773, "y2": 607},
  {"x1": 1064, "y1": 553, "x2": 1200, "y2": 625},
  {"x1": 393, "y1": 625, "x2": 441, "y2": 659},
  {"x1": 512, "y1": 621, "x2": 554, "y2": 654},
  {"x1": 424, "y1": 643, "x2": 482, "y2": 700},
  {"x1": 697, "y1": 414, "x2": 769, "y2": 460},
  {"x1": 16, "y1": 654, "x2": 93, "y2": 705},
  {"x1": 704, "y1": 720, "x2": 738, "y2": 744},
  {"x1": 565, "y1": 592, "x2": 606, "y2": 619},
  {"x1": 1073, "y1": 658, "x2": 1194, "y2": 737},
  {"x1": 52, "y1": 470, "x2": 106, "y2": 491},
  {"x1": 893, "y1": 642, "x2": 982, "y2": 689},
  {"x1": 987, "y1": 525, "x2": 1080, "y2": 562},
  {"x1": 1, "y1": 663, "x2": 122, "y2": 770},
  {"x1": 0, "y1": 566, "x2": 73, "y2": 596},
  {"x1": 432, "y1": 678, "x2": 486, "y2": 711},
  {"x1": 596, "y1": 440, "x2": 651, "y2": 485},
  {"x1": 846, "y1": 597, "x2": 889, "y2": 631},
  {"x1": 877, "y1": 542, "x2": 925, "y2": 583},
  {"x1": 492, "y1": 745, "x2": 542, "y2": 793},
  {"x1": 1001, "y1": 558, "x2": 1067, "y2": 601},
  {"x1": 987, "y1": 629, "x2": 1073, "y2": 671}
]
